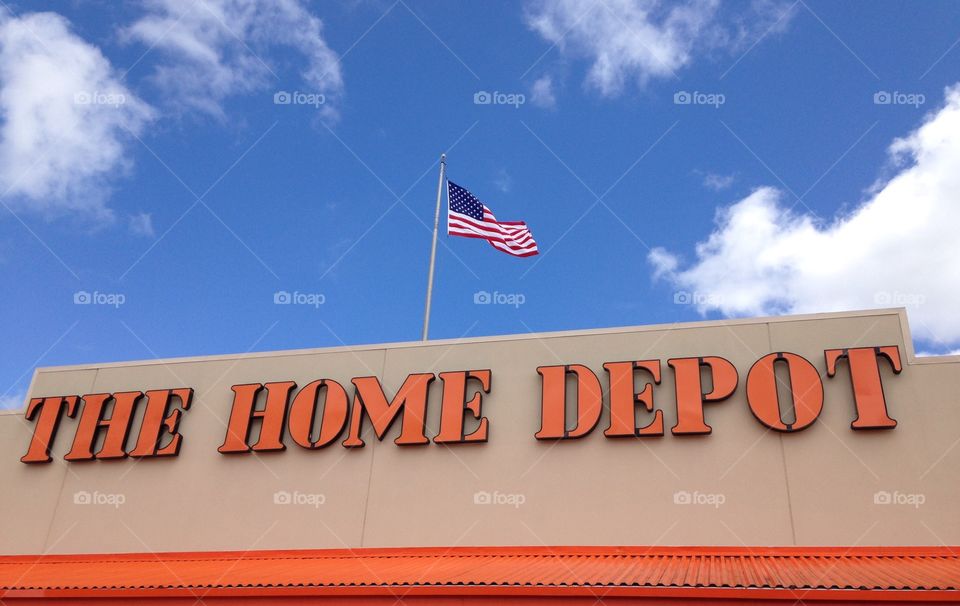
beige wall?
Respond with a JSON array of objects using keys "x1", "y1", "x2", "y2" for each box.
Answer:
[{"x1": 1, "y1": 308, "x2": 958, "y2": 555}]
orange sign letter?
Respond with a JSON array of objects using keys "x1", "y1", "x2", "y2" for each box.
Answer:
[
  {"x1": 603, "y1": 361, "x2": 663, "y2": 437},
  {"x1": 218, "y1": 382, "x2": 294, "y2": 453},
  {"x1": 287, "y1": 380, "x2": 350, "y2": 449},
  {"x1": 746, "y1": 353, "x2": 823, "y2": 432},
  {"x1": 435, "y1": 370, "x2": 491, "y2": 444},
  {"x1": 825, "y1": 346, "x2": 900, "y2": 429},
  {"x1": 535, "y1": 364, "x2": 602, "y2": 439},
  {"x1": 342, "y1": 374, "x2": 434, "y2": 447},
  {"x1": 128, "y1": 388, "x2": 193, "y2": 457},
  {"x1": 668, "y1": 357, "x2": 738, "y2": 435},
  {"x1": 20, "y1": 396, "x2": 79, "y2": 463}
]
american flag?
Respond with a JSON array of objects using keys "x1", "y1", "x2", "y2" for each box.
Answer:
[{"x1": 447, "y1": 180, "x2": 538, "y2": 257}]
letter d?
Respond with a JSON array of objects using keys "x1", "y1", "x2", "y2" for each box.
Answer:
[{"x1": 535, "y1": 365, "x2": 602, "y2": 439}]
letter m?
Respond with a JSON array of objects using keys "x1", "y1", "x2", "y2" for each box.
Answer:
[{"x1": 342, "y1": 374, "x2": 434, "y2": 447}]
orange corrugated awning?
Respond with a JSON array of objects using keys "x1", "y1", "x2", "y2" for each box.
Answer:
[{"x1": 0, "y1": 546, "x2": 958, "y2": 603}]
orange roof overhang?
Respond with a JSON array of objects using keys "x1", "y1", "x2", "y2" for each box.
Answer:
[{"x1": 0, "y1": 546, "x2": 958, "y2": 604}]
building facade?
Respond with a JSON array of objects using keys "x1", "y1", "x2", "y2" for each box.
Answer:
[{"x1": 1, "y1": 308, "x2": 958, "y2": 603}]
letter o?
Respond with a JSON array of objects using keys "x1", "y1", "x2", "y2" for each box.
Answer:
[
  {"x1": 746, "y1": 352, "x2": 823, "y2": 432},
  {"x1": 288, "y1": 380, "x2": 349, "y2": 448}
]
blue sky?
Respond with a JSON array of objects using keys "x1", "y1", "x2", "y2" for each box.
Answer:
[{"x1": 1, "y1": 0, "x2": 959, "y2": 408}]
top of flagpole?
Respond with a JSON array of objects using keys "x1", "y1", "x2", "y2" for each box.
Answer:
[{"x1": 422, "y1": 152, "x2": 447, "y2": 341}]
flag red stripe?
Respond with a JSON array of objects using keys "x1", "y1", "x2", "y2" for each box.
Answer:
[
  {"x1": 448, "y1": 227, "x2": 539, "y2": 252},
  {"x1": 449, "y1": 213, "x2": 535, "y2": 246},
  {"x1": 448, "y1": 191, "x2": 538, "y2": 257},
  {"x1": 448, "y1": 229, "x2": 536, "y2": 252},
  {"x1": 489, "y1": 240, "x2": 539, "y2": 257},
  {"x1": 448, "y1": 228, "x2": 538, "y2": 253},
  {"x1": 450, "y1": 213, "x2": 530, "y2": 238},
  {"x1": 449, "y1": 231, "x2": 539, "y2": 255}
]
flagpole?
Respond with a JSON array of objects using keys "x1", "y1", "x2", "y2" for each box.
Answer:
[{"x1": 421, "y1": 153, "x2": 446, "y2": 341}]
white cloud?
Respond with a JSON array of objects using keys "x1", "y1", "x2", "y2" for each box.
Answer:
[
  {"x1": 917, "y1": 350, "x2": 960, "y2": 357},
  {"x1": 524, "y1": 0, "x2": 795, "y2": 96},
  {"x1": 129, "y1": 211, "x2": 155, "y2": 237},
  {"x1": 124, "y1": 0, "x2": 343, "y2": 119},
  {"x1": 0, "y1": 12, "x2": 154, "y2": 219},
  {"x1": 530, "y1": 75, "x2": 556, "y2": 109},
  {"x1": 649, "y1": 84, "x2": 960, "y2": 346},
  {"x1": 702, "y1": 172, "x2": 735, "y2": 191},
  {"x1": 493, "y1": 168, "x2": 513, "y2": 193},
  {"x1": 716, "y1": 0, "x2": 796, "y2": 50}
]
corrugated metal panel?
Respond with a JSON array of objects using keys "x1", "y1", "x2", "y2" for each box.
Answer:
[{"x1": 0, "y1": 546, "x2": 957, "y2": 592}]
